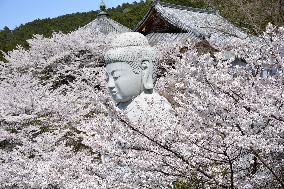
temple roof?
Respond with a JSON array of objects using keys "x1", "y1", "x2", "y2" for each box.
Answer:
[
  {"x1": 135, "y1": 1, "x2": 247, "y2": 40},
  {"x1": 81, "y1": 7, "x2": 131, "y2": 34}
]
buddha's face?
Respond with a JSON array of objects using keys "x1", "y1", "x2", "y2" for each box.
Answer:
[{"x1": 106, "y1": 62, "x2": 142, "y2": 103}]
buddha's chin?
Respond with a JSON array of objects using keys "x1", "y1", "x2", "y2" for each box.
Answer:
[{"x1": 113, "y1": 94, "x2": 134, "y2": 103}]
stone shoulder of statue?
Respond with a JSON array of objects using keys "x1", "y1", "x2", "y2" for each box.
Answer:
[
  {"x1": 118, "y1": 91, "x2": 175, "y2": 124},
  {"x1": 104, "y1": 32, "x2": 176, "y2": 123}
]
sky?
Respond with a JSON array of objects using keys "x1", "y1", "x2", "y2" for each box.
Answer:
[{"x1": 0, "y1": 0, "x2": 137, "y2": 30}]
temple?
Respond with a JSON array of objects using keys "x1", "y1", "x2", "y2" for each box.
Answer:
[{"x1": 135, "y1": 1, "x2": 247, "y2": 45}]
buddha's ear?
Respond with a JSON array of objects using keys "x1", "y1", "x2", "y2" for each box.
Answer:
[{"x1": 141, "y1": 60, "x2": 154, "y2": 91}]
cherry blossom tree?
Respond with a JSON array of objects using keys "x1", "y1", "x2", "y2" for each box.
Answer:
[
  {"x1": 0, "y1": 24, "x2": 283, "y2": 189},
  {"x1": 154, "y1": 24, "x2": 284, "y2": 188},
  {"x1": 0, "y1": 28, "x2": 115, "y2": 188}
]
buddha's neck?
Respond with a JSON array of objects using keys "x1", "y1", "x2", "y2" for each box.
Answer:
[{"x1": 117, "y1": 100, "x2": 133, "y2": 110}]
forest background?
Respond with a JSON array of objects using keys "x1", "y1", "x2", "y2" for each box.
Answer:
[{"x1": 0, "y1": 0, "x2": 283, "y2": 62}]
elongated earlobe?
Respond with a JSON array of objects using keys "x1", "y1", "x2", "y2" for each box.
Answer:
[{"x1": 141, "y1": 60, "x2": 154, "y2": 92}]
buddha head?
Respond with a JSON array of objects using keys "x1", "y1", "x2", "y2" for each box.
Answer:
[{"x1": 104, "y1": 32, "x2": 158, "y2": 103}]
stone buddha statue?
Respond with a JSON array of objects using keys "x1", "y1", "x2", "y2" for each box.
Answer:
[{"x1": 104, "y1": 32, "x2": 174, "y2": 123}]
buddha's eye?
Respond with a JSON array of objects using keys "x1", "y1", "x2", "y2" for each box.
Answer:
[{"x1": 112, "y1": 71, "x2": 121, "y2": 80}]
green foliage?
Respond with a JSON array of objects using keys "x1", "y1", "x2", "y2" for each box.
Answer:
[
  {"x1": 108, "y1": 1, "x2": 151, "y2": 30},
  {"x1": 201, "y1": 0, "x2": 284, "y2": 34},
  {"x1": 174, "y1": 175, "x2": 200, "y2": 189}
]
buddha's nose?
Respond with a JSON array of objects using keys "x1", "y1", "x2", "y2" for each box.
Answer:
[{"x1": 107, "y1": 77, "x2": 115, "y2": 89}]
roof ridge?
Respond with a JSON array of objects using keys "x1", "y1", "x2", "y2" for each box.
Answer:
[{"x1": 158, "y1": 1, "x2": 217, "y2": 15}]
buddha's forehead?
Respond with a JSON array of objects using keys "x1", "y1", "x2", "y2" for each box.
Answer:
[{"x1": 106, "y1": 62, "x2": 132, "y2": 73}]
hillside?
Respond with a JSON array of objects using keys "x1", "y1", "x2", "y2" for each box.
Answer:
[{"x1": 0, "y1": 0, "x2": 283, "y2": 62}]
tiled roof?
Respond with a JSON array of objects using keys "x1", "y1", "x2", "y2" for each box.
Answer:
[
  {"x1": 82, "y1": 14, "x2": 131, "y2": 34},
  {"x1": 146, "y1": 33, "x2": 199, "y2": 46},
  {"x1": 136, "y1": 1, "x2": 248, "y2": 40},
  {"x1": 159, "y1": 2, "x2": 246, "y2": 38}
]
